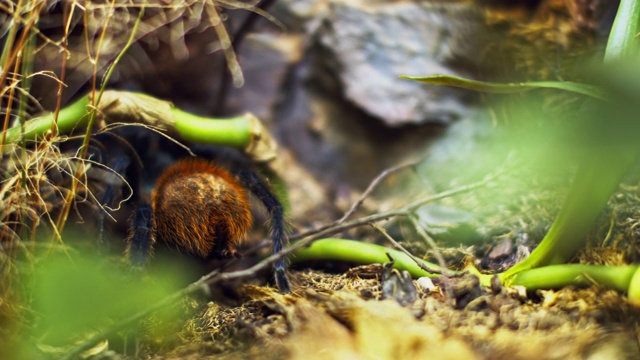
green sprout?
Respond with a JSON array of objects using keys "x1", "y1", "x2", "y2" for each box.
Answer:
[
  {"x1": 292, "y1": 238, "x2": 447, "y2": 279},
  {"x1": 401, "y1": 0, "x2": 640, "y2": 288},
  {"x1": 291, "y1": 239, "x2": 640, "y2": 294},
  {"x1": 0, "y1": 93, "x2": 264, "y2": 155},
  {"x1": 291, "y1": 0, "x2": 640, "y2": 303}
]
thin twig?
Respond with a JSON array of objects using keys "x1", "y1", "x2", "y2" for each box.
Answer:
[
  {"x1": 408, "y1": 214, "x2": 449, "y2": 275},
  {"x1": 291, "y1": 158, "x2": 425, "y2": 239},
  {"x1": 337, "y1": 157, "x2": 425, "y2": 224},
  {"x1": 407, "y1": 213, "x2": 457, "y2": 304},
  {"x1": 292, "y1": 173, "x2": 493, "y2": 242},
  {"x1": 370, "y1": 222, "x2": 446, "y2": 275}
]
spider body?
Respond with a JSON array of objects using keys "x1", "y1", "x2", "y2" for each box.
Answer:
[
  {"x1": 119, "y1": 144, "x2": 291, "y2": 294},
  {"x1": 151, "y1": 159, "x2": 251, "y2": 259}
]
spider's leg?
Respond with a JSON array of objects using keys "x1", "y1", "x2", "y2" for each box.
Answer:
[
  {"x1": 236, "y1": 168, "x2": 291, "y2": 294},
  {"x1": 89, "y1": 133, "x2": 143, "y2": 246},
  {"x1": 192, "y1": 145, "x2": 291, "y2": 293},
  {"x1": 126, "y1": 202, "x2": 154, "y2": 268},
  {"x1": 94, "y1": 155, "x2": 131, "y2": 243}
]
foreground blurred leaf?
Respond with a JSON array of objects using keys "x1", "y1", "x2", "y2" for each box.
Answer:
[
  {"x1": 32, "y1": 250, "x2": 190, "y2": 347},
  {"x1": 400, "y1": 74, "x2": 607, "y2": 100}
]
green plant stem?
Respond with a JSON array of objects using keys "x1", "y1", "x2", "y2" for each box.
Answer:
[
  {"x1": 173, "y1": 109, "x2": 251, "y2": 148},
  {"x1": 605, "y1": 0, "x2": 640, "y2": 61},
  {"x1": 290, "y1": 238, "x2": 640, "y2": 295},
  {"x1": 502, "y1": 150, "x2": 638, "y2": 280},
  {"x1": 290, "y1": 238, "x2": 449, "y2": 278},
  {"x1": 510, "y1": 264, "x2": 638, "y2": 292},
  {"x1": 502, "y1": 1, "x2": 640, "y2": 280},
  {"x1": 2, "y1": 96, "x2": 91, "y2": 147},
  {"x1": 0, "y1": 95, "x2": 256, "y2": 152}
]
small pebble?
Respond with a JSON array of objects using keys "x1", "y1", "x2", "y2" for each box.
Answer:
[{"x1": 416, "y1": 277, "x2": 436, "y2": 292}]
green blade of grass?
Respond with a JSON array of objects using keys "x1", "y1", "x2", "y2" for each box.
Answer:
[
  {"x1": 399, "y1": 75, "x2": 607, "y2": 100},
  {"x1": 605, "y1": 0, "x2": 640, "y2": 61}
]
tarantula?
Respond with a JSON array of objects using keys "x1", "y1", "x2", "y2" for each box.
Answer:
[{"x1": 88, "y1": 131, "x2": 291, "y2": 293}]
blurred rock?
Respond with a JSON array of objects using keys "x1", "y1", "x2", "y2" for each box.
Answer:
[
  {"x1": 270, "y1": 1, "x2": 511, "y2": 190},
  {"x1": 224, "y1": 33, "x2": 304, "y2": 122},
  {"x1": 270, "y1": 0, "x2": 328, "y2": 32},
  {"x1": 315, "y1": 1, "x2": 493, "y2": 126},
  {"x1": 273, "y1": 53, "x2": 443, "y2": 188}
]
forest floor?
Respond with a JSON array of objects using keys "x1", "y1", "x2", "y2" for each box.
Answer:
[
  {"x1": 145, "y1": 268, "x2": 639, "y2": 360},
  {"x1": 138, "y1": 175, "x2": 640, "y2": 360}
]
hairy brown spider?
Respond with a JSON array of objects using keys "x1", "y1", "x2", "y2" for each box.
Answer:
[{"x1": 91, "y1": 133, "x2": 291, "y2": 293}]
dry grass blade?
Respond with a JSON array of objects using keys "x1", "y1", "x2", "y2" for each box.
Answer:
[{"x1": 204, "y1": 0, "x2": 244, "y2": 87}]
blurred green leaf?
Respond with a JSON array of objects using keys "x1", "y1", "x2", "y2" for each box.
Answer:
[
  {"x1": 605, "y1": 0, "x2": 640, "y2": 61},
  {"x1": 32, "y1": 250, "x2": 190, "y2": 347},
  {"x1": 400, "y1": 74, "x2": 607, "y2": 100}
]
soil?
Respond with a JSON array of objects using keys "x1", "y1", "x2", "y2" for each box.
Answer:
[
  {"x1": 138, "y1": 269, "x2": 640, "y2": 360},
  {"x1": 131, "y1": 170, "x2": 640, "y2": 360}
]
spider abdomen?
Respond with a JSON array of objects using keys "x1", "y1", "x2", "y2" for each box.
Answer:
[{"x1": 151, "y1": 159, "x2": 252, "y2": 258}]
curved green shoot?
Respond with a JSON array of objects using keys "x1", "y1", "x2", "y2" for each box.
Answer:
[
  {"x1": 0, "y1": 94, "x2": 257, "y2": 152},
  {"x1": 289, "y1": 238, "x2": 640, "y2": 296},
  {"x1": 501, "y1": 150, "x2": 638, "y2": 279},
  {"x1": 604, "y1": 0, "x2": 640, "y2": 61},
  {"x1": 509, "y1": 264, "x2": 639, "y2": 292},
  {"x1": 172, "y1": 108, "x2": 252, "y2": 148},
  {"x1": 503, "y1": 0, "x2": 640, "y2": 280},
  {"x1": 2, "y1": 96, "x2": 91, "y2": 147},
  {"x1": 290, "y1": 238, "x2": 450, "y2": 278},
  {"x1": 398, "y1": 2, "x2": 640, "y2": 290}
]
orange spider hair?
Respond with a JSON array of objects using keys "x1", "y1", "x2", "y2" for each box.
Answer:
[
  {"x1": 126, "y1": 151, "x2": 291, "y2": 293},
  {"x1": 151, "y1": 159, "x2": 252, "y2": 258}
]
